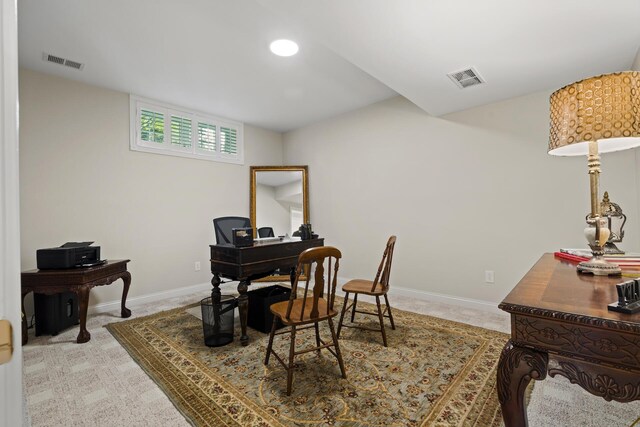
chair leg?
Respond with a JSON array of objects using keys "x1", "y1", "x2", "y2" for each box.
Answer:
[
  {"x1": 328, "y1": 317, "x2": 347, "y2": 379},
  {"x1": 314, "y1": 322, "x2": 321, "y2": 353},
  {"x1": 384, "y1": 293, "x2": 396, "y2": 330},
  {"x1": 264, "y1": 315, "x2": 278, "y2": 365},
  {"x1": 337, "y1": 292, "x2": 349, "y2": 338},
  {"x1": 375, "y1": 296, "x2": 388, "y2": 347},
  {"x1": 286, "y1": 325, "x2": 297, "y2": 396},
  {"x1": 350, "y1": 294, "x2": 358, "y2": 323}
]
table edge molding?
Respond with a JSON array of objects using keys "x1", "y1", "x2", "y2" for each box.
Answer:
[{"x1": 499, "y1": 302, "x2": 640, "y2": 334}]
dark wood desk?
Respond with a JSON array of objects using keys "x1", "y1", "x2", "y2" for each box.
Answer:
[
  {"x1": 21, "y1": 260, "x2": 131, "y2": 344},
  {"x1": 210, "y1": 238, "x2": 324, "y2": 345},
  {"x1": 497, "y1": 254, "x2": 640, "y2": 426}
]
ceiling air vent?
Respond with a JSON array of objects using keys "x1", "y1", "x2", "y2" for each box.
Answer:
[
  {"x1": 42, "y1": 52, "x2": 84, "y2": 70},
  {"x1": 447, "y1": 67, "x2": 484, "y2": 89}
]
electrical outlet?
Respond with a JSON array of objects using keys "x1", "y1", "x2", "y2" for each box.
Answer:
[
  {"x1": 194, "y1": 261, "x2": 201, "y2": 271},
  {"x1": 485, "y1": 270, "x2": 494, "y2": 283}
]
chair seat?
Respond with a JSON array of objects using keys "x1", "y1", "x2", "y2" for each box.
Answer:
[
  {"x1": 342, "y1": 279, "x2": 386, "y2": 295},
  {"x1": 270, "y1": 297, "x2": 338, "y2": 325}
]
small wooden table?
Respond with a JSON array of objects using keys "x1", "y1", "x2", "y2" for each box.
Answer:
[
  {"x1": 497, "y1": 254, "x2": 640, "y2": 426},
  {"x1": 21, "y1": 260, "x2": 131, "y2": 344}
]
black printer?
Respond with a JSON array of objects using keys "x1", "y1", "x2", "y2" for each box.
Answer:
[{"x1": 36, "y1": 242, "x2": 103, "y2": 269}]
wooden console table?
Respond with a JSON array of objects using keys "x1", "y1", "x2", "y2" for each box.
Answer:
[
  {"x1": 497, "y1": 254, "x2": 640, "y2": 426},
  {"x1": 21, "y1": 260, "x2": 131, "y2": 344}
]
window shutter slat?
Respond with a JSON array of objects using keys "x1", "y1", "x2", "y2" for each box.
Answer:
[
  {"x1": 220, "y1": 126, "x2": 237, "y2": 155},
  {"x1": 171, "y1": 115, "x2": 192, "y2": 148},
  {"x1": 140, "y1": 109, "x2": 164, "y2": 143},
  {"x1": 197, "y1": 122, "x2": 216, "y2": 152}
]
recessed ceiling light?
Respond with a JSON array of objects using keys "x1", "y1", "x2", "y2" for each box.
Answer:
[{"x1": 270, "y1": 39, "x2": 299, "y2": 57}]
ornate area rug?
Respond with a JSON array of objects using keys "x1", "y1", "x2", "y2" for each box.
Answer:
[{"x1": 106, "y1": 298, "x2": 510, "y2": 426}]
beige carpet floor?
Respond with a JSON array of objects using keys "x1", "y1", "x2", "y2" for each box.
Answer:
[{"x1": 22, "y1": 282, "x2": 640, "y2": 426}]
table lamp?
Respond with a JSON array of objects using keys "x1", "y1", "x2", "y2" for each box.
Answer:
[{"x1": 549, "y1": 71, "x2": 640, "y2": 275}]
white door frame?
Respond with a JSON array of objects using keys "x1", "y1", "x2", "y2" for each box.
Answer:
[{"x1": 0, "y1": 0, "x2": 24, "y2": 425}]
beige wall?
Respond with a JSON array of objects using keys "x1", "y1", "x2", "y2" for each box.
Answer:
[
  {"x1": 19, "y1": 68, "x2": 640, "y2": 309},
  {"x1": 283, "y1": 94, "x2": 639, "y2": 303},
  {"x1": 19, "y1": 69, "x2": 283, "y2": 308},
  {"x1": 632, "y1": 47, "x2": 640, "y2": 71}
]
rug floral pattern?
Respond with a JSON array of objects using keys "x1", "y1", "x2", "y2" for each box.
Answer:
[{"x1": 106, "y1": 299, "x2": 508, "y2": 426}]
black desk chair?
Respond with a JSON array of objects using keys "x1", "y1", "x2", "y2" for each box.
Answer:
[
  {"x1": 213, "y1": 216, "x2": 251, "y2": 245},
  {"x1": 257, "y1": 227, "x2": 275, "y2": 238}
]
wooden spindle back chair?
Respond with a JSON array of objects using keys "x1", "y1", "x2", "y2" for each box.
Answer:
[
  {"x1": 337, "y1": 236, "x2": 397, "y2": 346},
  {"x1": 264, "y1": 246, "x2": 347, "y2": 395}
]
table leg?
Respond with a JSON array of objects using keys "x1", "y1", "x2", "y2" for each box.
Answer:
[
  {"x1": 211, "y1": 273, "x2": 222, "y2": 335},
  {"x1": 76, "y1": 286, "x2": 91, "y2": 344},
  {"x1": 21, "y1": 292, "x2": 29, "y2": 345},
  {"x1": 211, "y1": 272, "x2": 222, "y2": 300},
  {"x1": 237, "y1": 279, "x2": 250, "y2": 346},
  {"x1": 289, "y1": 267, "x2": 296, "y2": 286},
  {"x1": 497, "y1": 339, "x2": 548, "y2": 427},
  {"x1": 120, "y1": 271, "x2": 132, "y2": 318}
]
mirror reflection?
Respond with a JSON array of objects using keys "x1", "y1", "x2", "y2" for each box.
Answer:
[
  {"x1": 250, "y1": 166, "x2": 309, "y2": 239},
  {"x1": 255, "y1": 171, "x2": 304, "y2": 237}
]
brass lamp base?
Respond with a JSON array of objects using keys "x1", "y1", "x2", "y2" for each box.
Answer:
[
  {"x1": 579, "y1": 212, "x2": 620, "y2": 276},
  {"x1": 577, "y1": 257, "x2": 621, "y2": 276}
]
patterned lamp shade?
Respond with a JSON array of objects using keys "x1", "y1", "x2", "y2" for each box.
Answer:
[{"x1": 549, "y1": 71, "x2": 640, "y2": 156}]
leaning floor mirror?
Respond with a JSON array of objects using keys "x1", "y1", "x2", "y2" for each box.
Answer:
[{"x1": 250, "y1": 165, "x2": 309, "y2": 281}]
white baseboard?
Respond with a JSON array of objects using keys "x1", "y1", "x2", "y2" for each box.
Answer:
[
  {"x1": 335, "y1": 276, "x2": 501, "y2": 315},
  {"x1": 88, "y1": 281, "x2": 214, "y2": 315},
  {"x1": 389, "y1": 286, "x2": 501, "y2": 314},
  {"x1": 89, "y1": 277, "x2": 500, "y2": 316}
]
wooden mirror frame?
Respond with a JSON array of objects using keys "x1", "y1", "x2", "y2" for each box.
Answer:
[{"x1": 250, "y1": 165, "x2": 309, "y2": 281}]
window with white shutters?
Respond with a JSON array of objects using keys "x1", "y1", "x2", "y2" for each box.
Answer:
[{"x1": 130, "y1": 95, "x2": 243, "y2": 164}]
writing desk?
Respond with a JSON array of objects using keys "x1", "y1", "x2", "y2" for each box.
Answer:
[
  {"x1": 21, "y1": 260, "x2": 131, "y2": 344},
  {"x1": 497, "y1": 254, "x2": 640, "y2": 426},
  {"x1": 210, "y1": 238, "x2": 324, "y2": 345}
]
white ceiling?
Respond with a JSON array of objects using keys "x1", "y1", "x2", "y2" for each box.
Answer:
[
  {"x1": 259, "y1": 0, "x2": 640, "y2": 116},
  {"x1": 18, "y1": 0, "x2": 640, "y2": 132}
]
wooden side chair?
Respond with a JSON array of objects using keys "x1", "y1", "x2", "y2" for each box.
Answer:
[
  {"x1": 264, "y1": 246, "x2": 347, "y2": 396},
  {"x1": 337, "y1": 236, "x2": 397, "y2": 347}
]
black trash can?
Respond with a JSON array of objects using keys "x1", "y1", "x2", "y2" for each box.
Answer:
[
  {"x1": 201, "y1": 295, "x2": 236, "y2": 347},
  {"x1": 248, "y1": 285, "x2": 291, "y2": 333}
]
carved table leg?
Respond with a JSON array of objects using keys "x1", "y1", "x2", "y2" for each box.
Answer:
[
  {"x1": 210, "y1": 273, "x2": 222, "y2": 335},
  {"x1": 120, "y1": 271, "x2": 132, "y2": 318},
  {"x1": 21, "y1": 291, "x2": 29, "y2": 345},
  {"x1": 76, "y1": 285, "x2": 92, "y2": 344},
  {"x1": 211, "y1": 272, "x2": 221, "y2": 301},
  {"x1": 237, "y1": 279, "x2": 250, "y2": 346},
  {"x1": 497, "y1": 340, "x2": 548, "y2": 427}
]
